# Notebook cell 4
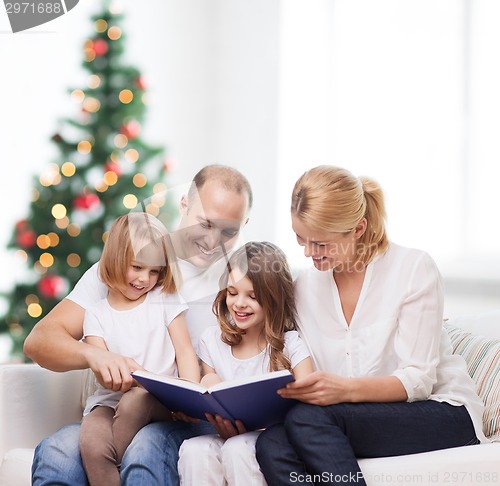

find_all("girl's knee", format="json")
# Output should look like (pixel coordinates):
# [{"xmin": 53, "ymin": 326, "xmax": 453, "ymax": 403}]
[
  {"xmin": 220, "ymin": 433, "xmax": 257, "ymax": 461},
  {"xmin": 178, "ymin": 437, "xmax": 199, "ymax": 463},
  {"xmin": 179, "ymin": 435, "xmax": 223, "ymax": 465},
  {"xmin": 116, "ymin": 387, "xmax": 147, "ymax": 411},
  {"xmin": 115, "ymin": 387, "xmax": 161, "ymax": 421}
]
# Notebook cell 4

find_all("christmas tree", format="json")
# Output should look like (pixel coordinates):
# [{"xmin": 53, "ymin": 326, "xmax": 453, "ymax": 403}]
[{"xmin": 0, "ymin": 1, "xmax": 175, "ymax": 359}]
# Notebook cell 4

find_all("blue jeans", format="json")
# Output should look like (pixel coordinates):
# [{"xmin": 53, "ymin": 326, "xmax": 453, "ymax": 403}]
[
  {"xmin": 32, "ymin": 420, "xmax": 216, "ymax": 485},
  {"xmin": 255, "ymin": 401, "xmax": 479, "ymax": 485}
]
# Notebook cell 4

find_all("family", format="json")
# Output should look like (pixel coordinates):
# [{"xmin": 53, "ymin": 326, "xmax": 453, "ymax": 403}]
[{"xmin": 24, "ymin": 164, "xmax": 487, "ymax": 485}]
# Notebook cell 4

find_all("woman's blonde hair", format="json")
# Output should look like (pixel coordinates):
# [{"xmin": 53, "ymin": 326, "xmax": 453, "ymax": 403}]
[
  {"xmin": 99, "ymin": 212, "xmax": 180, "ymax": 293},
  {"xmin": 213, "ymin": 241, "xmax": 296, "ymax": 373},
  {"xmin": 291, "ymin": 165, "xmax": 388, "ymax": 266}
]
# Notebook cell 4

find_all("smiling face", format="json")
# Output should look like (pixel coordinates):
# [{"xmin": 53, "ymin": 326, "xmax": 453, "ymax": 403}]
[
  {"xmin": 225, "ymin": 267, "xmax": 265, "ymax": 334},
  {"xmin": 112, "ymin": 261, "xmax": 161, "ymax": 304},
  {"xmin": 175, "ymin": 179, "xmax": 249, "ymax": 268},
  {"xmin": 292, "ymin": 214, "xmax": 366, "ymax": 272}
]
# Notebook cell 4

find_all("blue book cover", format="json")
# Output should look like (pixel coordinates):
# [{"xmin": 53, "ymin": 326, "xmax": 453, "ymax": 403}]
[{"xmin": 132, "ymin": 369, "xmax": 296, "ymax": 431}]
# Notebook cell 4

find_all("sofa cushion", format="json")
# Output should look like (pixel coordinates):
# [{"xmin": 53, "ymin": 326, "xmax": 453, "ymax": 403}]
[
  {"xmin": 0, "ymin": 448, "xmax": 34, "ymax": 486},
  {"xmin": 446, "ymin": 311, "xmax": 500, "ymax": 339},
  {"xmin": 81, "ymin": 368, "xmax": 98, "ymax": 409},
  {"xmin": 445, "ymin": 323, "xmax": 500, "ymax": 441},
  {"xmin": 359, "ymin": 442, "xmax": 500, "ymax": 486}
]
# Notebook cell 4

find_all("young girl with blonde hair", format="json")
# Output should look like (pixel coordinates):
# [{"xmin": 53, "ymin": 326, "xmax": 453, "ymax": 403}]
[
  {"xmin": 79, "ymin": 212, "xmax": 200, "ymax": 486},
  {"xmin": 178, "ymin": 241, "xmax": 313, "ymax": 486}
]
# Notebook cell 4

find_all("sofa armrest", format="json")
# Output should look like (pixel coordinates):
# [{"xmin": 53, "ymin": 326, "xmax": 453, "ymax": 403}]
[{"xmin": 0, "ymin": 364, "xmax": 85, "ymax": 463}]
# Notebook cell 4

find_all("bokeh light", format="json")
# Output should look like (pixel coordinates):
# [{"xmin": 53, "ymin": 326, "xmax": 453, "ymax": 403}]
[
  {"xmin": 67, "ymin": 253, "xmax": 81, "ymax": 267},
  {"xmin": 78, "ymin": 141, "xmax": 92, "ymax": 154},
  {"xmin": 51, "ymin": 204, "xmax": 67, "ymax": 220},
  {"xmin": 95, "ymin": 19, "xmax": 108, "ymax": 33},
  {"xmin": 133, "ymin": 173, "xmax": 147, "ymax": 188},
  {"xmin": 67, "ymin": 224, "xmax": 81, "ymax": 237},
  {"xmin": 27, "ymin": 303, "xmax": 43, "ymax": 318},
  {"xmin": 125, "ymin": 148, "xmax": 139, "ymax": 163},
  {"xmin": 119, "ymin": 89, "xmax": 133, "ymax": 104},
  {"xmin": 123, "ymin": 194, "xmax": 138, "ymax": 209},
  {"xmin": 39, "ymin": 253, "xmax": 54, "ymax": 268},
  {"xmin": 61, "ymin": 162, "xmax": 76, "ymax": 177},
  {"xmin": 107, "ymin": 26, "xmax": 122, "ymax": 40}
]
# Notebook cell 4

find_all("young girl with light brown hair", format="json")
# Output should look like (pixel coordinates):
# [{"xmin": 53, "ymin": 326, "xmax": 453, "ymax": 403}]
[
  {"xmin": 178, "ymin": 241, "xmax": 313, "ymax": 486},
  {"xmin": 79, "ymin": 212, "xmax": 200, "ymax": 486}
]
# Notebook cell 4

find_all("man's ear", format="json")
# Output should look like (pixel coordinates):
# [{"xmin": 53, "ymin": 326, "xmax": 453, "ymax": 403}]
[
  {"xmin": 354, "ymin": 218, "xmax": 367, "ymax": 239},
  {"xmin": 180, "ymin": 195, "xmax": 188, "ymax": 215}
]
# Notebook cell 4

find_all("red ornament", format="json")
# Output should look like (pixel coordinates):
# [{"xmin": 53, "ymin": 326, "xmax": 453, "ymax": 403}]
[
  {"xmin": 16, "ymin": 229, "xmax": 37, "ymax": 248},
  {"xmin": 134, "ymin": 76, "xmax": 147, "ymax": 90},
  {"xmin": 163, "ymin": 157, "xmax": 176, "ymax": 172},
  {"xmin": 15, "ymin": 219, "xmax": 28, "ymax": 230},
  {"xmin": 38, "ymin": 274, "xmax": 66, "ymax": 299},
  {"xmin": 119, "ymin": 120, "xmax": 141, "ymax": 139},
  {"xmin": 93, "ymin": 39, "xmax": 109, "ymax": 57},
  {"xmin": 105, "ymin": 161, "xmax": 122, "ymax": 177},
  {"xmin": 74, "ymin": 193, "xmax": 101, "ymax": 210}
]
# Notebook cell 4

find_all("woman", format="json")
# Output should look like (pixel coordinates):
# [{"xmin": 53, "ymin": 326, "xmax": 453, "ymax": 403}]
[{"xmin": 255, "ymin": 166, "xmax": 487, "ymax": 485}]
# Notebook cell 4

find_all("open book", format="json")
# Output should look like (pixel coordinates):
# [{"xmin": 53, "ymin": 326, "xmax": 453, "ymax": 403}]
[{"xmin": 132, "ymin": 369, "xmax": 296, "ymax": 431}]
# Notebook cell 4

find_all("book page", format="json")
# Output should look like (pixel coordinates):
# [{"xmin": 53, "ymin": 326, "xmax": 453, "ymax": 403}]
[
  {"xmin": 132, "ymin": 370, "xmax": 207, "ymax": 393},
  {"xmin": 207, "ymin": 369, "xmax": 293, "ymax": 392}
]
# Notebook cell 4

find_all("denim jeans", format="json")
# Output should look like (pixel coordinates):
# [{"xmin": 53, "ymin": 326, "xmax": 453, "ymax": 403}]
[
  {"xmin": 255, "ymin": 401, "xmax": 479, "ymax": 485},
  {"xmin": 32, "ymin": 420, "xmax": 216, "ymax": 485}
]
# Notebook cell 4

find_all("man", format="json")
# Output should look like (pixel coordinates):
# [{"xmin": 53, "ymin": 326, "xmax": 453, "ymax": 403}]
[{"xmin": 24, "ymin": 165, "xmax": 252, "ymax": 485}]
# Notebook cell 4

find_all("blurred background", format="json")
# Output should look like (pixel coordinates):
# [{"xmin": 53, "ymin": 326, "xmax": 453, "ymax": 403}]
[{"xmin": 1, "ymin": 0, "xmax": 499, "ymax": 360}]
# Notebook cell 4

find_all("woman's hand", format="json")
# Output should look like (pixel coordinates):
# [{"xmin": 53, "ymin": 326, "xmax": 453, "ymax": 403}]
[
  {"xmin": 205, "ymin": 413, "xmax": 247, "ymax": 440},
  {"xmin": 277, "ymin": 370, "xmax": 352, "ymax": 406}
]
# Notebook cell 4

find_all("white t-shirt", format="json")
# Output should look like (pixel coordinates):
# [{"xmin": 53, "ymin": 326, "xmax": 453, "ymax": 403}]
[
  {"xmin": 67, "ymin": 258, "xmax": 224, "ymax": 352},
  {"xmin": 198, "ymin": 326, "xmax": 311, "ymax": 380},
  {"xmin": 82, "ymin": 288, "xmax": 187, "ymax": 415},
  {"xmin": 294, "ymin": 242, "xmax": 487, "ymax": 443}
]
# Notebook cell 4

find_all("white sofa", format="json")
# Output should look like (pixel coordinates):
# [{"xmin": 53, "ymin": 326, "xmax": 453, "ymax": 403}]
[{"xmin": 1, "ymin": 312, "xmax": 499, "ymax": 486}]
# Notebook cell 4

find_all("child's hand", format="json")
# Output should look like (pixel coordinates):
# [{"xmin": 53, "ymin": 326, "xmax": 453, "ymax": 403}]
[
  {"xmin": 200, "ymin": 373, "xmax": 222, "ymax": 387},
  {"xmin": 171, "ymin": 411, "xmax": 200, "ymax": 423},
  {"xmin": 205, "ymin": 413, "xmax": 247, "ymax": 439},
  {"xmin": 86, "ymin": 346, "xmax": 145, "ymax": 393}
]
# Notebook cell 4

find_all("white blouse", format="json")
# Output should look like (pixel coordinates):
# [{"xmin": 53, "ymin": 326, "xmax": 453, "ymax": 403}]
[
  {"xmin": 198, "ymin": 327, "xmax": 311, "ymax": 381},
  {"xmin": 295, "ymin": 242, "xmax": 487, "ymax": 443}
]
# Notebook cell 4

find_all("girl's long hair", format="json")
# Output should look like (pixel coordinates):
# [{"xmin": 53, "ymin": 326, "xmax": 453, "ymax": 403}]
[{"xmin": 213, "ymin": 241, "xmax": 296, "ymax": 372}]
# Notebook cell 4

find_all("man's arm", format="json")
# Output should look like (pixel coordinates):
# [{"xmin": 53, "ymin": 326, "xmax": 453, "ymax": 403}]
[
  {"xmin": 24, "ymin": 298, "xmax": 142, "ymax": 392},
  {"xmin": 24, "ymin": 298, "xmax": 88, "ymax": 370}
]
